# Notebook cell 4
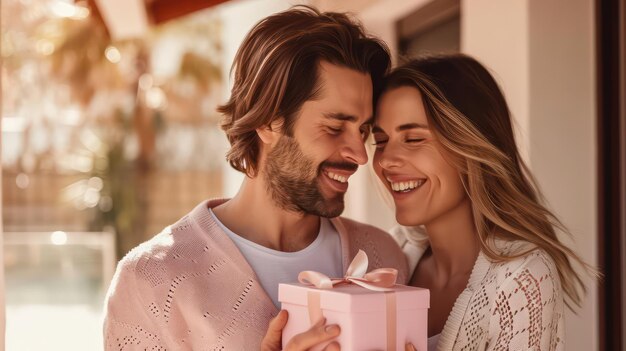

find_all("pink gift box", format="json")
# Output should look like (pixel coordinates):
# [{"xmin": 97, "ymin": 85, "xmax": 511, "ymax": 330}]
[{"xmin": 279, "ymin": 282, "xmax": 429, "ymax": 351}]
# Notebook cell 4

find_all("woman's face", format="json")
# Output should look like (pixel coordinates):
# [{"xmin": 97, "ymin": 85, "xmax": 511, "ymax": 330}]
[{"xmin": 372, "ymin": 86, "xmax": 467, "ymax": 226}]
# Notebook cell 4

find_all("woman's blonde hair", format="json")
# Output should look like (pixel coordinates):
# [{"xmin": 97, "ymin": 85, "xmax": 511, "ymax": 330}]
[{"xmin": 380, "ymin": 54, "xmax": 595, "ymax": 309}]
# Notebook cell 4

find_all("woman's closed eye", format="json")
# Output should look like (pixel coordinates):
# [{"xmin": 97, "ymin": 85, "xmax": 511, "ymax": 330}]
[
  {"xmin": 372, "ymin": 138, "xmax": 424, "ymax": 149},
  {"xmin": 372, "ymin": 138, "xmax": 388, "ymax": 148},
  {"xmin": 405, "ymin": 138, "xmax": 425, "ymax": 144}
]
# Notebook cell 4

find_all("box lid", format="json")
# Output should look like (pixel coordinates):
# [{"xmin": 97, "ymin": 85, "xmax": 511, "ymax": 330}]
[{"xmin": 278, "ymin": 283, "xmax": 430, "ymax": 313}]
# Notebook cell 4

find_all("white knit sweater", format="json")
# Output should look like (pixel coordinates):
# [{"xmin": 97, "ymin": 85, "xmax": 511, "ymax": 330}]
[{"xmin": 390, "ymin": 226, "xmax": 565, "ymax": 351}]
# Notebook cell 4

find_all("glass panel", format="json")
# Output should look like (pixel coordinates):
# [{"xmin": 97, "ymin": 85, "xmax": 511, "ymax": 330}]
[{"xmin": 4, "ymin": 231, "xmax": 115, "ymax": 350}]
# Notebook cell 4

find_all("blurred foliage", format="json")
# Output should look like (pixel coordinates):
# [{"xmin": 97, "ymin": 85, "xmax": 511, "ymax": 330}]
[{"xmin": 2, "ymin": 0, "xmax": 224, "ymax": 257}]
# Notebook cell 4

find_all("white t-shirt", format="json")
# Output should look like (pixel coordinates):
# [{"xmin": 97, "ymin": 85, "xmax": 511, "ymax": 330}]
[{"xmin": 209, "ymin": 209, "xmax": 343, "ymax": 308}]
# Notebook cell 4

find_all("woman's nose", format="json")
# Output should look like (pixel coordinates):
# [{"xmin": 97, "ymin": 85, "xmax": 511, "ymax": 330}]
[{"xmin": 377, "ymin": 144, "xmax": 404, "ymax": 169}]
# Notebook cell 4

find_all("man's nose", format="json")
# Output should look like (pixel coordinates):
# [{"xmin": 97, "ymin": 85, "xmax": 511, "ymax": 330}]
[{"xmin": 340, "ymin": 132, "xmax": 368, "ymax": 166}]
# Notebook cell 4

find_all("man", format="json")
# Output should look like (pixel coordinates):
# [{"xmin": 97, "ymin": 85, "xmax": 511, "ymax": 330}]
[{"xmin": 104, "ymin": 6, "xmax": 408, "ymax": 350}]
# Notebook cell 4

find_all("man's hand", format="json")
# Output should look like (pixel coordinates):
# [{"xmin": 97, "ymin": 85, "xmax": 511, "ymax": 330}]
[{"xmin": 261, "ymin": 310, "xmax": 341, "ymax": 351}]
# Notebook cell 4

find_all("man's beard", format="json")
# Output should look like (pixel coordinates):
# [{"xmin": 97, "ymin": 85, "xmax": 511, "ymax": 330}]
[{"xmin": 263, "ymin": 135, "xmax": 356, "ymax": 218}]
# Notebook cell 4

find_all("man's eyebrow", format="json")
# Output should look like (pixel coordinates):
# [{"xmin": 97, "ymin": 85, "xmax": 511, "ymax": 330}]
[{"xmin": 324, "ymin": 112, "xmax": 358, "ymax": 123}]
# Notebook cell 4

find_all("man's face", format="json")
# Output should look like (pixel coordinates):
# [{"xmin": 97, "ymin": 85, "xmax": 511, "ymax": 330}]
[{"xmin": 263, "ymin": 61, "xmax": 373, "ymax": 217}]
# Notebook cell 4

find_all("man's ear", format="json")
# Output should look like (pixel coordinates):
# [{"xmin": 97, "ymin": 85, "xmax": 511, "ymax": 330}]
[{"xmin": 256, "ymin": 118, "xmax": 285, "ymax": 146}]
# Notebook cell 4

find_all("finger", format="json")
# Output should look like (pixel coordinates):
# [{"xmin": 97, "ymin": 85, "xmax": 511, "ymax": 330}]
[
  {"xmin": 269, "ymin": 310, "xmax": 289, "ymax": 333},
  {"xmin": 405, "ymin": 342, "xmax": 417, "ymax": 351},
  {"xmin": 261, "ymin": 310, "xmax": 289, "ymax": 350},
  {"xmin": 282, "ymin": 317, "xmax": 325, "ymax": 351},
  {"xmin": 286, "ymin": 320, "xmax": 340, "ymax": 350},
  {"xmin": 312, "ymin": 316, "xmax": 326, "ymax": 328},
  {"xmin": 323, "ymin": 341, "xmax": 340, "ymax": 351}
]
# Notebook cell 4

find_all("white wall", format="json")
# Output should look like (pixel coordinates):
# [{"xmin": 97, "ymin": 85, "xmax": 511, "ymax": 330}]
[
  {"xmin": 461, "ymin": 0, "xmax": 530, "ymax": 163},
  {"xmin": 462, "ymin": 1, "xmax": 598, "ymax": 350},
  {"xmin": 527, "ymin": 1, "xmax": 598, "ymax": 349}
]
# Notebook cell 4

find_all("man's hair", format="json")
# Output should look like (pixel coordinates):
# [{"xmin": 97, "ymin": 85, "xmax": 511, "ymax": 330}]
[{"xmin": 218, "ymin": 5, "xmax": 390, "ymax": 177}]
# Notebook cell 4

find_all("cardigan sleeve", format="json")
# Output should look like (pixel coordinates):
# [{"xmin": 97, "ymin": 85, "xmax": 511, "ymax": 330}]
[
  {"xmin": 103, "ymin": 255, "xmax": 169, "ymax": 351},
  {"xmin": 486, "ymin": 251, "xmax": 565, "ymax": 351}
]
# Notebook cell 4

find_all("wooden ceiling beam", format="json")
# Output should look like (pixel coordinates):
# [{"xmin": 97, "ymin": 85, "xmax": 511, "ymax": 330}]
[{"xmin": 147, "ymin": 0, "xmax": 231, "ymax": 24}]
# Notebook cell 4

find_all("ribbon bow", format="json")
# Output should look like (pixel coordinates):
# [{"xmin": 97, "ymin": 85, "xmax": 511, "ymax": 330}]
[{"xmin": 298, "ymin": 250, "xmax": 398, "ymax": 291}]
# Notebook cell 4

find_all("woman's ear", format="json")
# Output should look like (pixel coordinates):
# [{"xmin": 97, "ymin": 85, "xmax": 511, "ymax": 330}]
[{"xmin": 256, "ymin": 118, "xmax": 285, "ymax": 146}]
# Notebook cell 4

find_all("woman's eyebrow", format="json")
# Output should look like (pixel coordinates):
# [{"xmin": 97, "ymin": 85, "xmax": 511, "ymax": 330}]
[
  {"xmin": 371, "ymin": 123, "xmax": 428, "ymax": 134},
  {"xmin": 396, "ymin": 123, "xmax": 428, "ymax": 131}
]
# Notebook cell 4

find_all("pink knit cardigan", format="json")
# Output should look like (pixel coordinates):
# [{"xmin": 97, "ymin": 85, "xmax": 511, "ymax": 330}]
[{"xmin": 104, "ymin": 199, "xmax": 409, "ymax": 350}]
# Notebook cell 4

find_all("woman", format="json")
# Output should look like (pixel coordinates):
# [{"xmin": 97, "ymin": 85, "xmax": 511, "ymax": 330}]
[
  {"xmin": 262, "ymin": 54, "xmax": 591, "ymax": 350},
  {"xmin": 372, "ymin": 54, "xmax": 591, "ymax": 350}
]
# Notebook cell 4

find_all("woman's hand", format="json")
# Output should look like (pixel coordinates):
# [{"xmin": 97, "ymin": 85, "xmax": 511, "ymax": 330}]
[{"xmin": 261, "ymin": 310, "xmax": 341, "ymax": 351}]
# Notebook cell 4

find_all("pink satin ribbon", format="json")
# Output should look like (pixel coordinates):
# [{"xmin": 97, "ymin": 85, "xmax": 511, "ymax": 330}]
[
  {"xmin": 298, "ymin": 249, "xmax": 398, "ymax": 291},
  {"xmin": 298, "ymin": 250, "xmax": 399, "ymax": 350}
]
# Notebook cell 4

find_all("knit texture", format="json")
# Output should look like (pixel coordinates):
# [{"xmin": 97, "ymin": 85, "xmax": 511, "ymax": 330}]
[
  {"xmin": 103, "ymin": 199, "xmax": 409, "ymax": 350},
  {"xmin": 391, "ymin": 226, "xmax": 565, "ymax": 351}
]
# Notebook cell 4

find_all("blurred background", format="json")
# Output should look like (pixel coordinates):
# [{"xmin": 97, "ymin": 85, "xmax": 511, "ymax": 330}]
[{"xmin": 1, "ymin": 0, "xmax": 624, "ymax": 350}]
